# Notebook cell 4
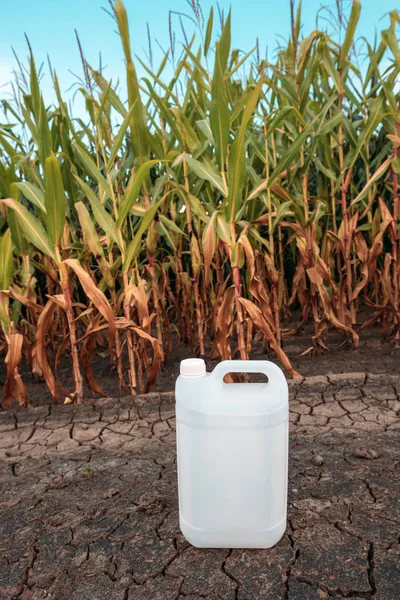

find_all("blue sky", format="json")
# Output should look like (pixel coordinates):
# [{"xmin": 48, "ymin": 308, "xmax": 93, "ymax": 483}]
[{"xmin": 0, "ymin": 0, "xmax": 397, "ymax": 107}]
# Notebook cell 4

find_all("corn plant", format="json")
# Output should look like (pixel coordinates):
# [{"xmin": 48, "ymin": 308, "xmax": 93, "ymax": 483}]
[{"xmin": 0, "ymin": 0, "xmax": 399, "ymax": 406}]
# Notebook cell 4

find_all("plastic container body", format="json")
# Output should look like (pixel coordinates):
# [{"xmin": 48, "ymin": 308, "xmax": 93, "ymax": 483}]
[{"xmin": 175, "ymin": 360, "xmax": 289, "ymax": 548}]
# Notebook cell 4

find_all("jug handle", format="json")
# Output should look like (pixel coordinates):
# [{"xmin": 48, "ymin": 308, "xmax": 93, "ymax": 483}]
[{"xmin": 212, "ymin": 360, "xmax": 287, "ymax": 387}]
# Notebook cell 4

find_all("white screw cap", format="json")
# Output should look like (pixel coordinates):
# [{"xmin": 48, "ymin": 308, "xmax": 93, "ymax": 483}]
[{"xmin": 180, "ymin": 358, "xmax": 206, "ymax": 379}]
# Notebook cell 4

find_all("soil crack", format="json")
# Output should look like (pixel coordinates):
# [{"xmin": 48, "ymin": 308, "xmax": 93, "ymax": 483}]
[
  {"xmin": 367, "ymin": 542, "xmax": 377, "ymax": 596},
  {"xmin": 363, "ymin": 480, "xmax": 377, "ymax": 503},
  {"xmin": 221, "ymin": 549, "xmax": 239, "ymax": 600}
]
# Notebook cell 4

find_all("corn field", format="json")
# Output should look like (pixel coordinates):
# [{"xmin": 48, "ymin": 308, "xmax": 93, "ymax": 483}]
[{"xmin": 0, "ymin": 0, "xmax": 399, "ymax": 406}]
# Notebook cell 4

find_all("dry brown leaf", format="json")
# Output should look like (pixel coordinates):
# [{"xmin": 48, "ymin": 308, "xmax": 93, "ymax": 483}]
[
  {"xmin": 128, "ymin": 279, "xmax": 151, "ymax": 334},
  {"xmin": 35, "ymin": 298, "xmax": 60, "ymax": 403},
  {"xmin": 354, "ymin": 447, "xmax": 380, "ymax": 460},
  {"xmin": 64, "ymin": 259, "xmax": 116, "ymax": 359},
  {"xmin": 2, "ymin": 332, "xmax": 26, "ymax": 407},
  {"xmin": 238, "ymin": 297, "xmax": 301, "ymax": 379},
  {"xmin": 81, "ymin": 314, "xmax": 107, "ymax": 396},
  {"xmin": 214, "ymin": 285, "xmax": 236, "ymax": 360}
]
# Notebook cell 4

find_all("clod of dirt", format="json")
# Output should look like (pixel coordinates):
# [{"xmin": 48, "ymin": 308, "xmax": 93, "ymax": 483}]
[
  {"xmin": 354, "ymin": 446, "xmax": 380, "ymax": 460},
  {"xmin": 312, "ymin": 454, "xmax": 324, "ymax": 466},
  {"xmin": 103, "ymin": 487, "xmax": 120, "ymax": 499},
  {"xmin": 136, "ymin": 491, "xmax": 165, "ymax": 514}
]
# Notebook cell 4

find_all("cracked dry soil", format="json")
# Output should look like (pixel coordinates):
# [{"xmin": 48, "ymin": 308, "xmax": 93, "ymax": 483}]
[{"xmin": 0, "ymin": 372, "xmax": 399, "ymax": 599}]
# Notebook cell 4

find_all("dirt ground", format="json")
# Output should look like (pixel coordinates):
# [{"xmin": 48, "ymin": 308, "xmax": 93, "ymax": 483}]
[
  {"xmin": 1, "ymin": 322, "xmax": 400, "ymax": 407},
  {"xmin": 1, "ymin": 374, "xmax": 399, "ymax": 599}
]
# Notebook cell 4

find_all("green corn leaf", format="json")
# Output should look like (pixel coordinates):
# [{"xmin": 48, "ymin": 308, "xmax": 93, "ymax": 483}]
[
  {"xmin": 393, "ymin": 156, "xmax": 400, "ymax": 175},
  {"xmin": 210, "ymin": 46, "xmax": 230, "ymax": 171},
  {"xmin": 170, "ymin": 108, "xmax": 200, "ymax": 152},
  {"xmin": 348, "ymin": 98, "xmax": 386, "ymax": 169},
  {"xmin": 44, "ymin": 154, "xmax": 66, "ymax": 247},
  {"xmin": 115, "ymin": 0, "xmax": 151, "ymax": 165},
  {"xmin": 171, "ymin": 182, "xmax": 210, "ymax": 223},
  {"xmin": 382, "ymin": 16, "xmax": 400, "ymax": 70},
  {"xmin": 0, "ymin": 229, "xmax": 13, "ymax": 290},
  {"xmin": 127, "ymin": 63, "xmax": 149, "ymax": 164},
  {"xmin": 204, "ymin": 7, "xmax": 214, "ymax": 57},
  {"xmin": 216, "ymin": 213, "xmax": 232, "ymax": 246},
  {"xmin": 340, "ymin": 0, "xmax": 361, "ymax": 68},
  {"xmin": 158, "ymin": 214, "xmax": 186, "ymax": 235},
  {"xmin": 350, "ymin": 156, "xmax": 393, "ymax": 206},
  {"xmin": 123, "ymin": 197, "xmax": 164, "ymax": 271},
  {"xmin": 322, "ymin": 46, "xmax": 341, "ymax": 92},
  {"xmin": 225, "ymin": 80, "xmax": 262, "ymax": 222},
  {"xmin": 29, "ymin": 52, "xmax": 41, "ymax": 120},
  {"xmin": 319, "ymin": 111, "xmax": 343, "ymax": 136},
  {"xmin": 137, "ymin": 56, "xmax": 179, "ymax": 103},
  {"xmin": 7, "ymin": 185, "xmax": 28, "ymax": 255},
  {"xmin": 156, "ymin": 49, "xmax": 170, "ymax": 78},
  {"xmin": 341, "ymin": 115, "xmax": 359, "ymax": 150},
  {"xmin": 14, "ymin": 182, "xmax": 45, "ymax": 213},
  {"xmin": 117, "ymin": 159, "xmax": 161, "ymax": 227},
  {"xmin": 295, "ymin": 0, "xmax": 302, "ymax": 43},
  {"xmin": 7, "ymin": 209, "xmax": 27, "ymax": 256},
  {"xmin": 142, "ymin": 80, "xmax": 181, "ymax": 142},
  {"xmin": 0, "ymin": 132, "xmax": 18, "ymax": 160},
  {"xmin": 218, "ymin": 10, "xmax": 231, "ymax": 72},
  {"xmin": 266, "ymin": 106, "xmax": 305, "ymax": 132},
  {"xmin": 226, "ymin": 45, "xmax": 257, "ymax": 79},
  {"xmin": 186, "ymin": 191, "xmax": 209, "ymax": 223},
  {"xmin": 2, "ymin": 196, "xmax": 56, "ymax": 259},
  {"xmin": 357, "ymin": 223, "xmax": 372, "ymax": 232},
  {"xmin": 157, "ymin": 220, "xmax": 177, "ymax": 251},
  {"xmin": 72, "ymin": 142, "xmax": 113, "ymax": 198},
  {"xmin": 382, "ymin": 81, "xmax": 399, "ymax": 116},
  {"xmin": 314, "ymin": 157, "xmax": 336, "ymax": 180},
  {"xmin": 90, "ymin": 69, "xmax": 127, "ymax": 117},
  {"xmin": 202, "ymin": 211, "xmax": 217, "ymax": 276},
  {"xmin": 184, "ymin": 48, "xmax": 211, "ymax": 84},
  {"xmin": 96, "ymin": 82, "xmax": 113, "ymax": 122},
  {"xmin": 20, "ymin": 104, "xmax": 38, "ymax": 147},
  {"xmin": 115, "ymin": 0, "xmax": 132, "ymax": 63},
  {"xmin": 272, "ymin": 201, "xmax": 294, "ymax": 232},
  {"xmin": 38, "ymin": 98, "xmax": 52, "ymax": 167},
  {"xmin": 268, "ymin": 109, "xmax": 322, "ymax": 186},
  {"xmin": 196, "ymin": 119, "xmax": 215, "ymax": 144},
  {"xmin": 365, "ymin": 41, "xmax": 386, "ymax": 87},
  {"xmin": 184, "ymin": 155, "xmax": 228, "ymax": 197},
  {"xmin": 75, "ymin": 201, "xmax": 105, "ymax": 259},
  {"xmin": 225, "ymin": 135, "xmax": 246, "ymax": 222},
  {"xmin": 73, "ymin": 175, "xmax": 120, "ymax": 248},
  {"xmin": 75, "ymin": 201, "xmax": 113, "ymax": 287},
  {"xmin": 106, "ymin": 101, "xmax": 137, "ymax": 171}
]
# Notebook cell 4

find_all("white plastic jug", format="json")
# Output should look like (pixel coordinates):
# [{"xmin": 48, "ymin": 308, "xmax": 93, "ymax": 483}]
[{"xmin": 175, "ymin": 359, "xmax": 289, "ymax": 549}]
